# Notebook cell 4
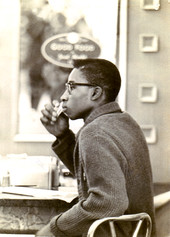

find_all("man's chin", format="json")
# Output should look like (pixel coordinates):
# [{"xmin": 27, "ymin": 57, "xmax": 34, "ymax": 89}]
[
  {"xmin": 64, "ymin": 110, "xmax": 81, "ymax": 120},
  {"xmin": 64, "ymin": 112, "xmax": 75, "ymax": 120},
  {"xmin": 69, "ymin": 116, "xmax": 77, "ymax": 120},
  {"xmin": 68, "ymin": 114, "xmax": 80, "ymax": 120}
]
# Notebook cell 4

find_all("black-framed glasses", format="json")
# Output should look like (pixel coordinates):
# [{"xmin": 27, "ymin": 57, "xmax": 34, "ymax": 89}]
[{"xmin": 65, "ymin": 81, "xmax": 97, "ymax": 94}]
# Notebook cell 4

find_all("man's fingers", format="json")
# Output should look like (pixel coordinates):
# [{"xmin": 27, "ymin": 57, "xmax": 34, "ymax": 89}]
[
  {"xmin": 52, "ymin": 100, "xmax": 59, "ymax": 107},
  {"xmin": 40, "ymin": 116, "xmax": 49, "ymax": 124},
  {"xmin": 40, "ymin": 102, "xmax": 65, "ymax": 126},
  {"xmin": 41, "ymin": 108, "xmax": 51, "ymax": 119},
  {"xmin": 44, "ymin": 103, "xmax": 53, "ymax": 113}
]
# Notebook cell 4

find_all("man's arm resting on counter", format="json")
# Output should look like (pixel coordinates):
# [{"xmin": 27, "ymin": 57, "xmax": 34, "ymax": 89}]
[{"xmin": 36, "ymin": 223, "xmax": 55, "ymax": 237}]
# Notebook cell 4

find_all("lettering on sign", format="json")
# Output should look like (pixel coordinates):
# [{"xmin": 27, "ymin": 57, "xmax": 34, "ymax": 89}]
[{"xmin": 41, "ymin": 32, "xmax": 101, "ymax": 68}]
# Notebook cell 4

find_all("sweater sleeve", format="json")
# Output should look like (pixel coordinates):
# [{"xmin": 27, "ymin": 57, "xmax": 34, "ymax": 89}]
[
  {"xmin": 50, "ymin": 126, "xmax": 129, "ymax": 236},
  {"xmin": 52, "ymin": 129, "xmax": 76, "ymax": 175}
]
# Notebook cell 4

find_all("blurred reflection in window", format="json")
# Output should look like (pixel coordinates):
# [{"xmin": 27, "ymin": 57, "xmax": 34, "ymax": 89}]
[{"xmin": 19, "ymin": 0, "xmax": 118, "ymax": 135}]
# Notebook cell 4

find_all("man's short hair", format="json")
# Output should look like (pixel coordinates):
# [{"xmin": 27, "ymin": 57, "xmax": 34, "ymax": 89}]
[{"xmin": 72, "ymin": 58, "xmax": 121, "ymax": 102}]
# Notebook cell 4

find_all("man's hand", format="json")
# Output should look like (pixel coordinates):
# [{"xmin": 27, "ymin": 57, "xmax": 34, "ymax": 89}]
[
  {"xmin": 40, "ymin": 100, "xmax": 69, "ymax": 138},
  {"xmin": 35, "ymin": 223, "xmax": 55, "ymax": 237}
]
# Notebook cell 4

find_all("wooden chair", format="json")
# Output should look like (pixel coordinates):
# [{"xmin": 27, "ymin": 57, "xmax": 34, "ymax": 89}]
[{"xmin": 87, "ymin": 212, "xmax": 152, "ymax": 237}]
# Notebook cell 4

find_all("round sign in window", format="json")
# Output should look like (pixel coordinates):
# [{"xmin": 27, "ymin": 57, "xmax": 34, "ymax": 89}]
[{"xmin": 41, "ymin": 32, "xmax": 101, "ymax": 68}]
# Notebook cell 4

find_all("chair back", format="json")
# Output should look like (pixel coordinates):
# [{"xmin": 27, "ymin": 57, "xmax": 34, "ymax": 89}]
[{"xmin": 87, "ymin": 212, "xmax": 152, "ymax": 237}]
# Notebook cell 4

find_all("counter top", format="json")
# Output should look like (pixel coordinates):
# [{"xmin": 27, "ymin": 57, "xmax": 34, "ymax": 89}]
[
  {"xmin": 0, "ymin": 186, "xmax": 77, "ymax": 204},
  {"xmin": 0, "ymin": 186, "xmax": 78, "ymax": 234}
]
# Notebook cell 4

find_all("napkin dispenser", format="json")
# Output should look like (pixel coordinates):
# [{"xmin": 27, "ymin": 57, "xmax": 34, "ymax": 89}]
[{"xmin": 3, "ymin": 155, "xmax": 59, "ymax": 189}]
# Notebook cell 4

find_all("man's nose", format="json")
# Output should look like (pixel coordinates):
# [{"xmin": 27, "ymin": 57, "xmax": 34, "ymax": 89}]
[{"xmin": 60, "ymin": 89, "xmax": 69, "ymax": 101}]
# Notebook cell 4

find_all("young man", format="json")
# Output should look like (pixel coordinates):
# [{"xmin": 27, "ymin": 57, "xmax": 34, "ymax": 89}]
[{"xmin": 38, "ymin": 59, "xmax": 156, "ymax": 236}]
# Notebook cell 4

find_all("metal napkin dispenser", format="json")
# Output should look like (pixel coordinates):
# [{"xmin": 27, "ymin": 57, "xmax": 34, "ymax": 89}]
[{"xmin": 1, "ymin": 155, "xmax": 59, "ymax": 189}]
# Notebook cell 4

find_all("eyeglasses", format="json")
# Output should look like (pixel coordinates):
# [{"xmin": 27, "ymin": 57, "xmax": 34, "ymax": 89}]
[{"xmin": 65, "ymin": 81, "xmax": 97, "ymax": 94}]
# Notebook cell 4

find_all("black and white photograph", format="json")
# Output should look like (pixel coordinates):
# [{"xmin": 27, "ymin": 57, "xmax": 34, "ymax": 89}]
[{"xmin": 0, "ymin": 0, "xmax": 169, "ymax": 236}]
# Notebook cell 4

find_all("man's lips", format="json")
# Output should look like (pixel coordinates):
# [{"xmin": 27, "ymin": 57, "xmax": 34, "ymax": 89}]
[{"xmin": 61, "ymin": 105, "xmax": 67, "ymax": 113}]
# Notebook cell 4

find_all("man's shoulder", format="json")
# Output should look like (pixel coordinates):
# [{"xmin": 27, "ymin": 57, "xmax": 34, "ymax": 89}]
[{"xmin": 79, "ymin": 111, "xmax": 145, "ymax": 143}]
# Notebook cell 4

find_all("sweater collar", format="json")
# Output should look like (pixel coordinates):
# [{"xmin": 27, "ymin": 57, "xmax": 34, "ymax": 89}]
[{"xmin": 84, "ymin": 101, "xmax": 122, "ymax": 126}]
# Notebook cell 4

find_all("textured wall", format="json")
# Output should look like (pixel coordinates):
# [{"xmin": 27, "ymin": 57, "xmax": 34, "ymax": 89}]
[{"xmin": 127, "ymin": 0, "xmax": 170, "ymax": 182}]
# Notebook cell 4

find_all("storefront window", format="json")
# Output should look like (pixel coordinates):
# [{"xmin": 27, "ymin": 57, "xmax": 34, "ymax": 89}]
[{"xmin": 17, "ymin": 0, "xmax": 119, "ymax": 140}]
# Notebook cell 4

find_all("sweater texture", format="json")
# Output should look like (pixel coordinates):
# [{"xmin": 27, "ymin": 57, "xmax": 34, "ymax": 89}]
[{"xmin": 50, "ymin": 102, "xmax": 156, "ymax": 237}]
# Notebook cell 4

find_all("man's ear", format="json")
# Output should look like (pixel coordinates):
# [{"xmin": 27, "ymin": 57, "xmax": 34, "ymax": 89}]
[{"xmin": 91, "ymin": 86, "xmax": 103, "ymax": 101}]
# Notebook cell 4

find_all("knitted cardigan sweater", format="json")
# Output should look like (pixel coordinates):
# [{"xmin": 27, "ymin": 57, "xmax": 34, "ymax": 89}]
[{"xmin": 50, "ymin": 102, "xmax": 156, "ymax": 237}]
